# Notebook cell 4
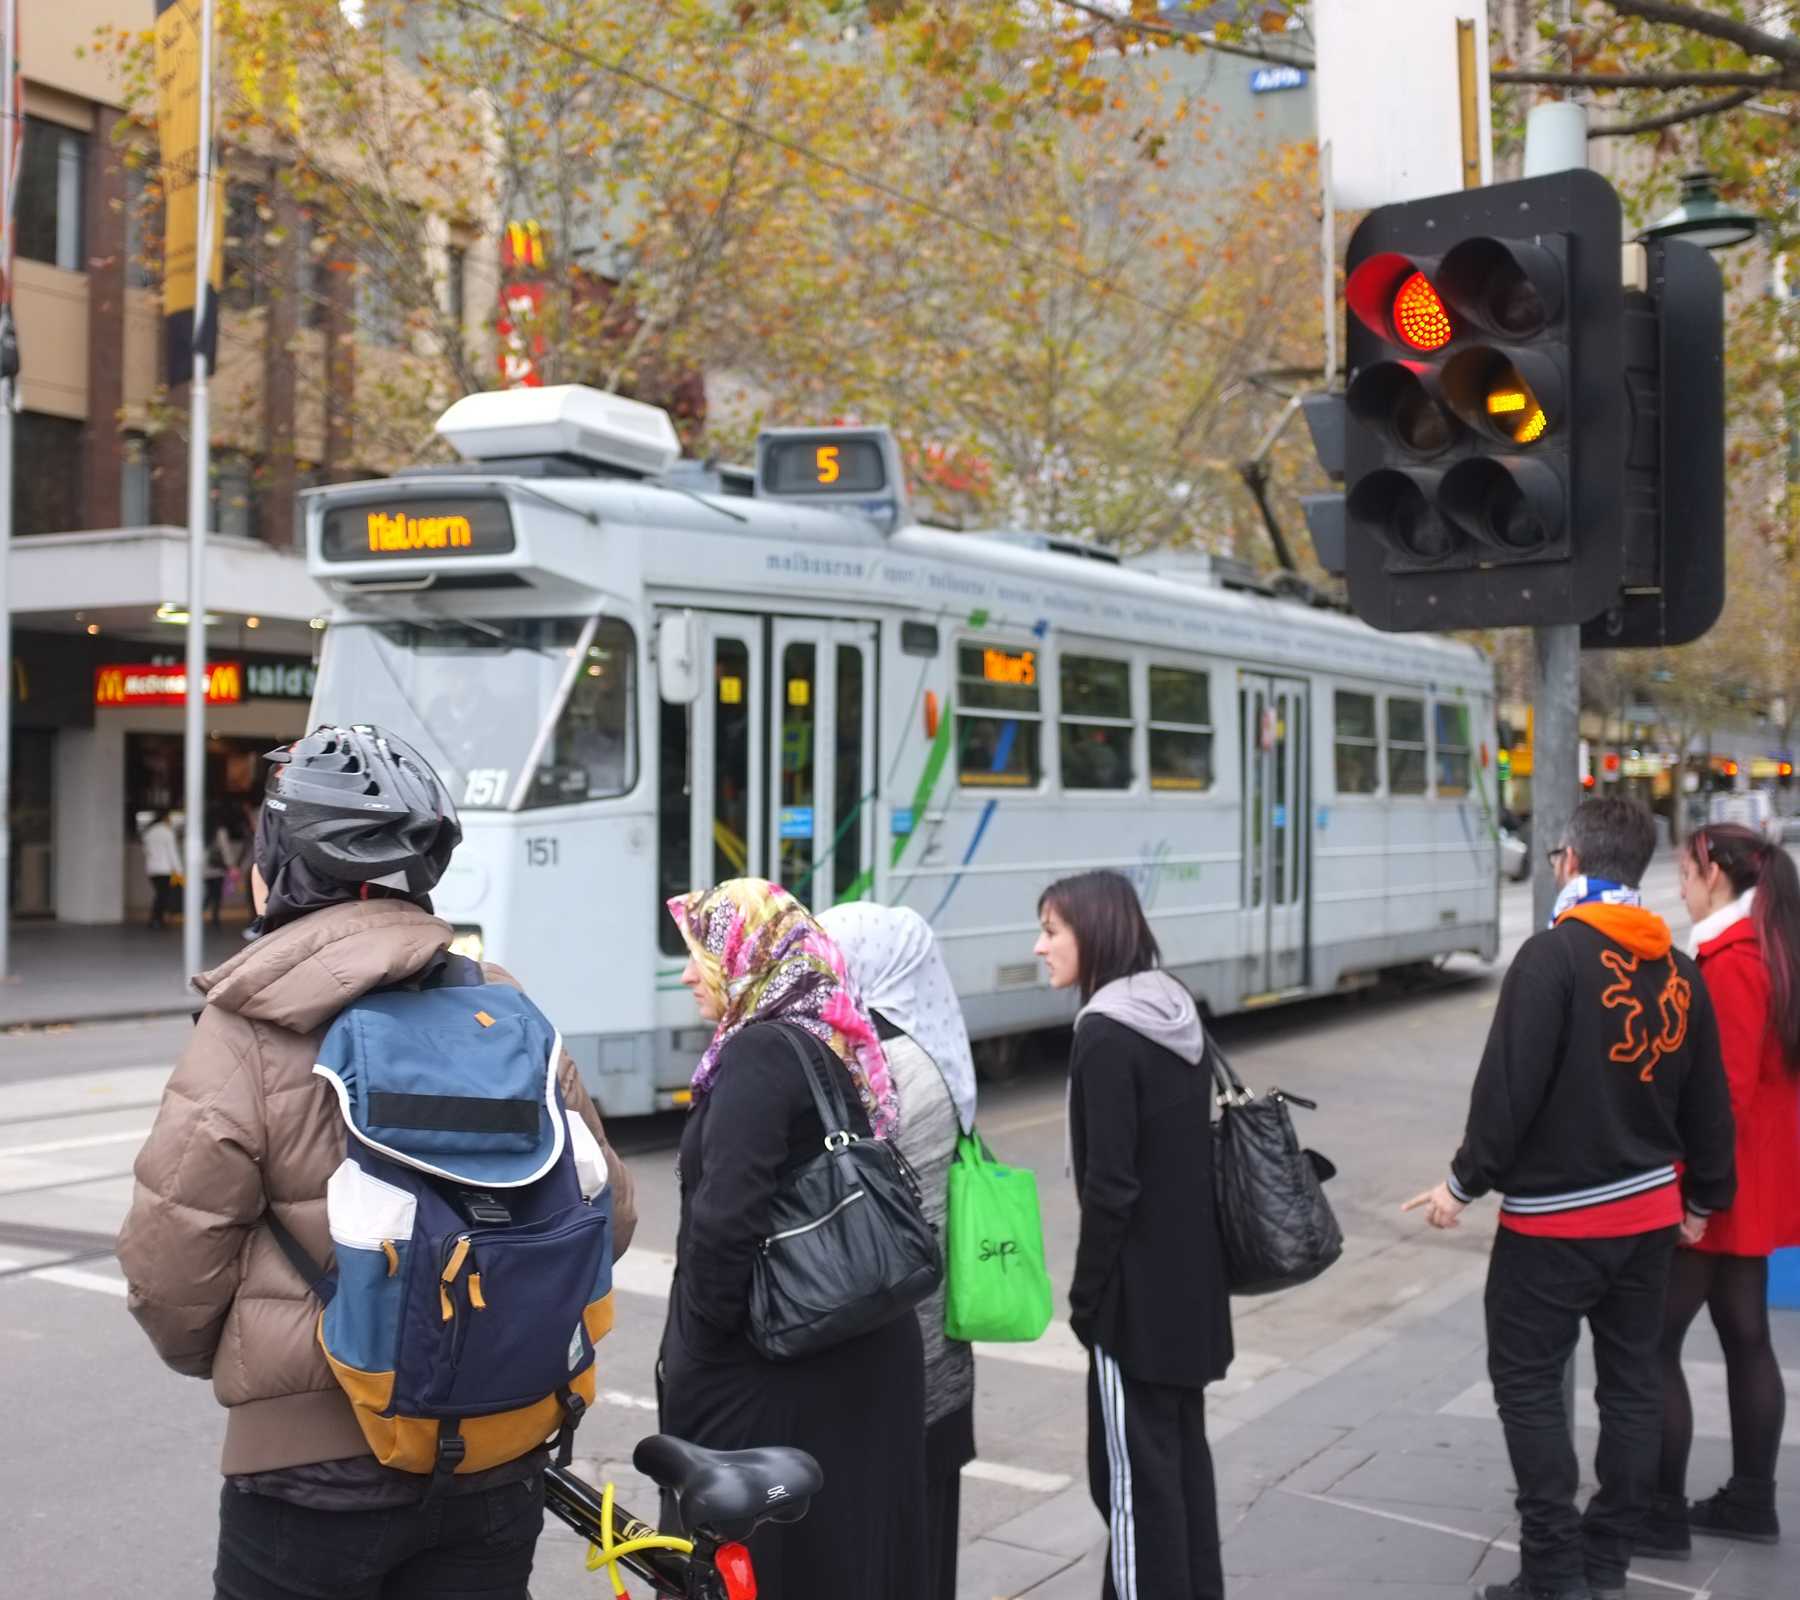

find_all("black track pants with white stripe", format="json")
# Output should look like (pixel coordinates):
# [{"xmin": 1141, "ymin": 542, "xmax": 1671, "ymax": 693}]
[{"xmin": 1086, "ymin": 1346, "xmax": 1224, "ymax": 1600}]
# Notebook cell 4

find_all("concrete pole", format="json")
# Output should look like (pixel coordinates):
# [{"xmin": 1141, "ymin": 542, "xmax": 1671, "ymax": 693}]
[
  {"xmin": 1523, "ymin": 95, "xmax": 1589, "ymax": 1441},
  {"xmin": 181, "ymin": 0, "xmax": 216, "ymax": 987},
  {"xmin": 0, "ymin": 0, "xmax": 18, "ymax": 981},
  {"xmin": 1523, "ymin": 101, "xmax": 1589, "ymax": 928}
]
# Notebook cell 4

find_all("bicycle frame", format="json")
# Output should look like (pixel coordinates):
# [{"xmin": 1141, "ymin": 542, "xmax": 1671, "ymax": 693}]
[{"xmin": 544, "ymin": 1465, "xmax": 754, "ymax": 1600}]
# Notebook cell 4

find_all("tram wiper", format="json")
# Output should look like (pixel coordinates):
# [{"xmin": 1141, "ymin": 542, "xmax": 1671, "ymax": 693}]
[{"xmin": 661, "ymin": 483, "xmax": 750, "ymax": 525}]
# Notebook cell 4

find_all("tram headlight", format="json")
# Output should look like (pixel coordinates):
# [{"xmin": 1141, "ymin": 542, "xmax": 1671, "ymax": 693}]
[{"xmin": 448, "ymin": 925, "xmax": 486, "ymax": 962}]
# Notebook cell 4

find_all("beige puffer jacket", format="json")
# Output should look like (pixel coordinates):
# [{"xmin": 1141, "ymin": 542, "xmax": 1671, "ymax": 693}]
[{"xmin": 116, "ymin": 898, "xmax": 638, "ymax": 1476}]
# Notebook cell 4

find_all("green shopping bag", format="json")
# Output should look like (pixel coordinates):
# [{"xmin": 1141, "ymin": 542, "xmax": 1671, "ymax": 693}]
[{"xmin": 944, "ymin": 1133, "xmax": 1054, "ymax": 1343}]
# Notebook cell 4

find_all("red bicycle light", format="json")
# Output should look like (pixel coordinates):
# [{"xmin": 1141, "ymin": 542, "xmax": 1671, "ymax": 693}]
[
  {"xmin": 1393, "ymin": 272, "xmax": 1452, "ymax": 351},
  {"xmin": 715, "ymin": 1542, "xmax": 757, "ymax": 1600}
]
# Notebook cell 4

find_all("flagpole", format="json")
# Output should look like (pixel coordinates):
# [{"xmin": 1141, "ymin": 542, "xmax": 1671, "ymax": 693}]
[
  {"xmin": 0, "ymin": 0, "xmax": 19, "ymax": 983},
  {"xmin": 181, "ymin": 0, "xmax": 215, "ymax": 986}
]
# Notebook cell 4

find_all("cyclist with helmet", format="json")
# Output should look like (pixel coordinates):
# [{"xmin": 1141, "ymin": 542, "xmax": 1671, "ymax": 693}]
[{"xmin": 118, "ymin": 725, "xmax": 639, "ymax": 1600}]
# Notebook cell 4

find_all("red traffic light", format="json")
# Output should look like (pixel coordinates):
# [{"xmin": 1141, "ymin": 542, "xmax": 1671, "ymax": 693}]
[
  {"xmin": 1346, "ymin": 252, "xmax": 1456, "ymax": 351},
  {"xmin": 1394, "ymin": 273, "xmax": 1452, "ymax": 351}
]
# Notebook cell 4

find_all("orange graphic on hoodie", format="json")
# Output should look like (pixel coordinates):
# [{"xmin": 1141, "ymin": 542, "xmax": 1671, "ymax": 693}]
[{"xmin": 1599, "ymin": 947, "xmax": 1692, "ymax": 1082}]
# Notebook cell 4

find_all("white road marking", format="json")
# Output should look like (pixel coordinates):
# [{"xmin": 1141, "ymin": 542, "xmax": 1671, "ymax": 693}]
[
  {"xmin": 595, "ymin": 1387, "xmax": 1067, "ymax": 1493},
  {"xmin": 1441, "ymin": 1369, "xmax": 1800, "ymax": 1448},
  {"xmin": 1277, "ymin": 1489, "xmax": 1714, "ymax": 1599},
  {"xmin": 0, "ymin": 1254, "xmax": 129, "ymax": 1297},
  {"xmin": 963, "ymin": 1460, "xmax": 1072, "ymax": 1493},
  {"xmin": 31, "ymin": 1265, "xmax": 129, "ymax": 1298},
  {"xmin": 0, "ymin": 1125, "xmax": 153, "ymax": 1158}
]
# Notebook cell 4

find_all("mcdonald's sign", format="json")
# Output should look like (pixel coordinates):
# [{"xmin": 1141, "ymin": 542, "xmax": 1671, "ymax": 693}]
[{"xmin": 93, "ymin": 661, "xmax": 244, "ymax": 708}]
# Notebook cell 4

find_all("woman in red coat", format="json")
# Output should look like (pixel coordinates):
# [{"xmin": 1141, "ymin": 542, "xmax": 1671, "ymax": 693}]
[{"xmin": 1647, "ymin": 823, "xmax": 1800, "ymax": 1554}]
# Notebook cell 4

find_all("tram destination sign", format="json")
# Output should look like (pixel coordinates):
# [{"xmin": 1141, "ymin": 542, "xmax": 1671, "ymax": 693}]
[
  {"xmin": 320, "ymin": 495, "xmax": 516, "ymax": 562},
  {"xmin": 760, "ymin": 435, "xmax": 888, "ymax": 496}
]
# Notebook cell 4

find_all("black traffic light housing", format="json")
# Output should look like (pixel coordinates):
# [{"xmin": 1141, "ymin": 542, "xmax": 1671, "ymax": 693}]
[
  {"xmin": 1581, "ymin": 237, "xmax": 1724, "ymax": 650},
  {"xmin": 1341, "ymin": 170, "xmax": 1624, "ymax": 632}
]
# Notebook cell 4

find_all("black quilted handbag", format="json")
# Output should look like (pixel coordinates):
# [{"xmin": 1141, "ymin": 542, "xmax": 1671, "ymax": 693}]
[
  {"xmin": 747, "ymin": 1024, "xmax": 944, "ymax": 1361},
  {"xmin": 1209, "ymin": 1041, "xmax": 1343, "ymax": 1296}
]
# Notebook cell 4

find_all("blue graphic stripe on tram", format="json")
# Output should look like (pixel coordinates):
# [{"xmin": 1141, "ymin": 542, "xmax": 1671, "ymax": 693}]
[{"xmin": 926, "ymin": 798, "xmax": 999, "ymax": 925}]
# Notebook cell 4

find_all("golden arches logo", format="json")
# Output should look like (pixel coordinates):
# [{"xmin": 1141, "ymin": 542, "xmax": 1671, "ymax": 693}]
[
  {"xmin": 206, "ymin": 662, "xmax": 242, "ymax": 704},
  {"xmin": 95, "ymin": 667, "xmax": 129, "ymax": 705}
]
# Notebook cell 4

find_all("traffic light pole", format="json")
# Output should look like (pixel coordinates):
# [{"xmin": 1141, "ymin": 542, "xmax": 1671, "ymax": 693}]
[
  {"xmin": 1520, "ymin": 96, "xmax": 1589, "ymax": 1443},
  {"xmin": 1522, "ymin": 101, "xmax": 1589, "ymax": 929}
]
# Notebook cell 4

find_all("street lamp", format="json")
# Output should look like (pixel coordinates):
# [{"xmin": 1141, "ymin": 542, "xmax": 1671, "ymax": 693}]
[{"xmin": 1639, "ymin": 170, "xmax": 1761, "ymax": 251}]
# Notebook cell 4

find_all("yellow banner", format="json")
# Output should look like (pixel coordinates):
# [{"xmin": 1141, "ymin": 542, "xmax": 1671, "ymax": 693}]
[{"xmin": 154, "ymin": 0, "xmax": 224, "ymax": 383}]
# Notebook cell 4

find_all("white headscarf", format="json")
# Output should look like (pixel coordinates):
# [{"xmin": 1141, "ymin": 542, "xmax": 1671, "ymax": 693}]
[{"xmin": 819, "ymin": 904, "xmax": 977, "ymax": 1135}]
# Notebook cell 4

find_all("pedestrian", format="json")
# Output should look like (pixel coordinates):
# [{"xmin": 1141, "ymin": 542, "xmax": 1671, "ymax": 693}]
[
  {"xmin": 664, "ymin": 878, "xmax": 926, "ymax": 1600},
  {"xmin": 1645, "ymin": 823, "xmax": 1800, "ymax": 1552},
  {"xmin": 1034, "ymin": 869, "xmax": 1233, "ymax": 1600},
  {"xmin": 141, "ymin": 808, "xmax": 180, "ymax": 928},
  {"xmin": 820, "ymin": 902, "xmax": 978, "ymax": 1600},
  {"xmin": 117, "ymin": 726, "xmax": 638, "ymax": 1600},
  {"xmin": 1403, "ymin": 797, "xmax": 1737, "ymax": 1600},
  {"xmin": 201, "ymin": 806, "xmax": 244, "ymax": 928}
]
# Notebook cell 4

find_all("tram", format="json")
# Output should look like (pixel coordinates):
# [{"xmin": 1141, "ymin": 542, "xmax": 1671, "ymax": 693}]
[{"xmin": 305, "ymin": 385, "xmax": 1499, "ymax": 1114}]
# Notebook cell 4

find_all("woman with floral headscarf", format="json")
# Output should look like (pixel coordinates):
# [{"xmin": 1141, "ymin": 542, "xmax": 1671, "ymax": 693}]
[{"xmin": 661, "ymin": 879, "xmax": 926, "ymax": 1600}]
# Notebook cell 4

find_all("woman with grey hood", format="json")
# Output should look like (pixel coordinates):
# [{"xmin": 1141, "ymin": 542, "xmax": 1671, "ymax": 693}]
[
  {"xmin": 820, "ymin": 902, "xmax": 978, "ymax": 1600},
  {"xmin": 1035, "ymin": 869, "xmax": 1233, "ymax": 1600}
]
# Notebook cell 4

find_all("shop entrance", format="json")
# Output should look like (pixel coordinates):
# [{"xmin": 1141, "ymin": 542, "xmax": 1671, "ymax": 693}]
[
  {"xmin": 8, "ymin": 728, "xmax": 55, "ymax": 918},
  {"xmin": 124, "ymin": 733, "xmax": 282, "ymax": 922}
]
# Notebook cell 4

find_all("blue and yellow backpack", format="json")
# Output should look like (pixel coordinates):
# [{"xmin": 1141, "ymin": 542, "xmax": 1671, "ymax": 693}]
[{"xmin": 269, "ymin": 953, "xmax": 615, "ymax": 1488}]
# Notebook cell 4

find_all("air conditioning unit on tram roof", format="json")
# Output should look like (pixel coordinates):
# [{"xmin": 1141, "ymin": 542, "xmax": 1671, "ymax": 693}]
[{"xmin": 435, "ymin": 385, "xmax": 682, "ymax": 479}]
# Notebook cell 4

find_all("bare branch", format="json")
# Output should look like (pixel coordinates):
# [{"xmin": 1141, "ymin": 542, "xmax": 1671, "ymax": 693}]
[
  {"xmin": 1493, "ymin": 67, "xmax": 1784, "ymax": 89},
  {"xmin": 1603, "ymin": 0, "xmax": 1800, "ymax": 67},
  {"xmin": 1057, "ymin": 2, "xmax": 1313, "ymax": 69},
  {"xmin": 1590, "ymin": 85, "xmax": 1759, "ymax": 136}
]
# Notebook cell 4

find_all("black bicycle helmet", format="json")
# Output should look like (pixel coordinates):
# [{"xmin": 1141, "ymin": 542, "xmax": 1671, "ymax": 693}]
[{"xmin": 262, "ymin": 724, "xmax": 461, "ymax": 895}]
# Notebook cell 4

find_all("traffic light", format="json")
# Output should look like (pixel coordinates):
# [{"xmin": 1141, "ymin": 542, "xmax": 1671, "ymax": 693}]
[
  {"xmin": 1341, "ymin": 170, "xmax": 1624, "ymax": 631},
  {"xmin": 1581, "ymin": 237, "xmax": 1724, "ymax": 650}
]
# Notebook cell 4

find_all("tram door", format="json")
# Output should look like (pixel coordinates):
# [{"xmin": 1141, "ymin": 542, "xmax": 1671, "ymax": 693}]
[
  {"xmin": 769, "ymin": 620, "xmax": 879, "ymax": 909},
  {"xmin": 1239, "ymin": 674, "xmax": 1310, "ymax": 998},
  {"xmin": 681, "ymin": 616, "xmax": 768, "ymax": 896}
]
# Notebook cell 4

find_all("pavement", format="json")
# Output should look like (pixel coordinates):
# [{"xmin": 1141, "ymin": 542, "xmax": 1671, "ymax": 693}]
[
  {"xmin": 4, "ymin": 857, "xmax": 1798, "ymax": 1598},
  {"xmin": 0, "ymin": 917, "xmax": 249, "ymax": 1029}
]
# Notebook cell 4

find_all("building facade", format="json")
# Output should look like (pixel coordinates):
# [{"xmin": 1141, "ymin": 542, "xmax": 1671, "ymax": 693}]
[{"xmin": 4, "ymin": 0, "xmax": 483, "ymax": 924}]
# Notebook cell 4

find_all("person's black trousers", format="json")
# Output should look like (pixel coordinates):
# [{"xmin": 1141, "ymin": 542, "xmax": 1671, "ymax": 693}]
[
  {"xmin": 1485, "ymin": 1225, "xmax": 1677, "ymax": 1590},
  {"xmin": 1087, "ymin": 1345, "xmax": 1223, "ymax": 1600},
  {"xmin": 148, "ymin": 874, "xmax": 174, "ymax": 927},
  {"xmin": 214, "ymin": 1475, "xmax": 544, "ymax": 1599}
]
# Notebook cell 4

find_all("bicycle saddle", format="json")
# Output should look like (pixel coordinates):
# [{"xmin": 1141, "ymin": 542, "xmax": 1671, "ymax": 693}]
[{"xmin": 633, "ymin": 1434, "xmax": 823, "ymax": 1542}]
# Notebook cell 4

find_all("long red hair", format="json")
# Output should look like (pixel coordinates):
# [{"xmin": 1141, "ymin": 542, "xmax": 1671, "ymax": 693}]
[{"xmin": 1688, "ymin": 823, "xmax": 1800, "ymax": 1069}]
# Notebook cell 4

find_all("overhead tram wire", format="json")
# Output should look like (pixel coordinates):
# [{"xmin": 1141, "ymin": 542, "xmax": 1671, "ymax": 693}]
[{"xmin": 450, "ymin": 0, "xmax": 1252, "ymax": 352}]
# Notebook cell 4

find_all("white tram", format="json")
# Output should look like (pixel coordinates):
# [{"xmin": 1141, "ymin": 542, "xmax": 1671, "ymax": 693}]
[{"xmin": 306, "ymin": 386, "xmax": 1499, "ymax": 1114}]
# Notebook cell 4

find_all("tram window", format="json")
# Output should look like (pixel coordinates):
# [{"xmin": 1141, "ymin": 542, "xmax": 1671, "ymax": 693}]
[
  {"xmin": 1060, "ymin": 654, "xmax": 1132, "ymax": 790},
  {"xmin": 526, "ymin": 619, "xmax": 638, "ymax": 807},
  {"xmin": 1387, "ymin": 696, "xmax": 1428, "ymax": 796},
  {"xmin": 900, "ymin": 621, "xmax": 939, "ymax": 657},
  {"xmin": 956, "ymin": 641, "xmax": 1041, "ymax": 788},
  {"xmin": 657, "ymin": 694, "xmax": 692, "ymax": 956},
  {"xmin": 1149, "ymin": 666, "xmax": 1213, "ymax": 792},
  {"xmin": 1333, "ymin": 691, "xmax": 1379, "ymax": 796},
  {"xmin": 779, "ymin": 643, "xmax": 819, "ymax": 890},
  {"xmin": 712, "ymin": 639, "xmax": 751, "ymax": 883},
  {"xmin": 835, "ymin": 645, "xmax": 868, "ymax": 899},
  {"xmin": 1435, "ymin": 702, "xmax": 1473, "ymax": 798}
]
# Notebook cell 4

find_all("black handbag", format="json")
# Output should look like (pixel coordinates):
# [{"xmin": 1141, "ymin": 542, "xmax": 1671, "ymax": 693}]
[
  {"xmin": 747, "ymin": 1024, "xmax": 944, "ymax": 1361},
  {"xmin": 1209, "ymin": 1040, "xmax": 1343, "ymax": 1296}
]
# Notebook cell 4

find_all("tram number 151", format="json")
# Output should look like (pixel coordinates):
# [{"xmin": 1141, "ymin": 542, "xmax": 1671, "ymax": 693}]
[{"xmin": 525, "ymin": 837, "xmax": 560, "ymax": 868}]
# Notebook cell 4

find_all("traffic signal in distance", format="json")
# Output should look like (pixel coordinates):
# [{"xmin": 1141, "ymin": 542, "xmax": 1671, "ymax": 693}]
[
  {"xmin": 1341, "ymin": 170, "xmax": 1625, "ymax": 632},
  {"xmin": 1581, "ymin": 237, "xmax": 1724, "ymax": 650}
]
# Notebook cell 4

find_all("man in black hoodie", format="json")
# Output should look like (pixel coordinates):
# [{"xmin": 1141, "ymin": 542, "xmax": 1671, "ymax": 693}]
[{"xmin": 1405, "ymin": 798, "xmax": 1735, "ymax": 1600}]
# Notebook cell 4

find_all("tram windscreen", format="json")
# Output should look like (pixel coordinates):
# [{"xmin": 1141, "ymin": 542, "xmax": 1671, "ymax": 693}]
[{"xmin": 311, "ymin": 616, "xmax": 638, "ymax": 810}]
